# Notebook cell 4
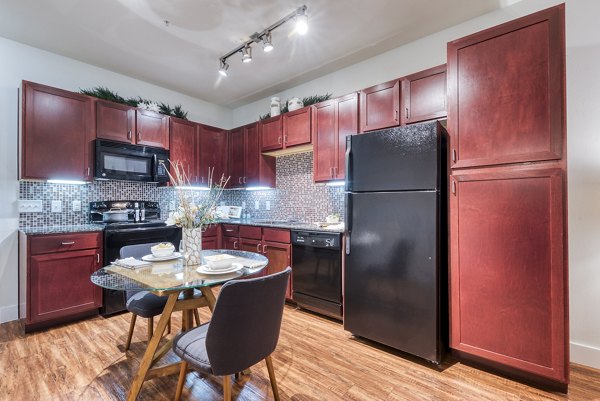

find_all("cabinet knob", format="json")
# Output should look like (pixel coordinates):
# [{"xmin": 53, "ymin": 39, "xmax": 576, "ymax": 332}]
[
  {"xmin": 127, "ymin": 130, "xmax": 132, "ymax": 140},
  {"xmin": 452, "ymin": 180, "xmax": 456, "ymax": 195},
  {"xmin": 262, "ymin": 244, "xmax": 267, "ymax": 254},
  {"xmin": 278, "ymin": 136, "xmax": 282, "ymax": 145},
  {"xmin": 97, "ymin": 253, "xmax": 100, "ymax": 263},
  {"xmin": 234, "ymin": 241, "xmax": 238, "ymax": 249},
  {"xmin": 137, "ymin": 132, "xmax": 141, "ymax": 141},
  {"xmin": 405, "ymin": 107, "xmax": 409, "ymax": 119},
  {"xmin": 452, "ymin": 149, "xmax": 457, "ymax": 163},
  {"xmin": 256, "ymin": 243, "xmax": 261, "ymax": 253},
  {"xmin": 239, "ymin": 177, "xmax": 242, "ymax": 184},
  {"xmin": 243, "ymin": 177, "xmax": 247, "ymax": 184}
]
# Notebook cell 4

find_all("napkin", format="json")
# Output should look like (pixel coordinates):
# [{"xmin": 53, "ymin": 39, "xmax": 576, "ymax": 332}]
[{"xmin": 111, "ymin": 257, "xmax": 152, "ymax": 269}]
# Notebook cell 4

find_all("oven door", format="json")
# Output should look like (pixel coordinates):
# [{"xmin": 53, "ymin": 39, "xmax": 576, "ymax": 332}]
[{"xmin": 95, "ymin": 140, "xmax": 155, "ymax": 182}]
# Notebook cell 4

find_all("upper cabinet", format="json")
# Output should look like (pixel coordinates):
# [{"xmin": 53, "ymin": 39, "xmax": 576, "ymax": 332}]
[
  {"xmin": 313, "ymin": 93, "xmax": 359, "ymax": 182},
  {"xmin": 229, "ymin": 123, "xmax": 276, "ymax": 189},
  {"xmin": 198, "ymin": 124, "xmax": 228, "ymax": 185},
  {"xmin": 359, "ymin": 79, "xmax": 400, "ymax": 133},
  {"xmin": 260, "ymin": 106, "xmax": 312, "ymax": 153},
  {"xmin": 447, "ymin": 5, "xmax": 565, "ymax": 169},
  {"xmin": 96, "ymin": 100, "xmax": 169, "ymax": 149},
  {"xmin": 401, "ymin": 65, "xmax": 447, "ymax": 125},
  {"xmin": 21, "ymin": 81, "xmax": 95, "ymax": 181},
  {"xmin": 170, "ymin": 117, "xmax": 199, "ymax": 183}
]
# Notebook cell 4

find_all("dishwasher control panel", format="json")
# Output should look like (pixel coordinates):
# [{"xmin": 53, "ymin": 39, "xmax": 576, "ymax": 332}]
[{"xmin": 291, "ymin": 231, "xmax": 341, "ymax": 250}]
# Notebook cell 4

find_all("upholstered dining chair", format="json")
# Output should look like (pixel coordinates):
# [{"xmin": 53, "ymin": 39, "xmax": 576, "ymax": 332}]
[
  {"xmin": 119, "ymin": 243, "xmax": 202, "ymax": 351},
  {"xmin": 172, "ymin": 267, "xmax": 291, "ymax": 401}
]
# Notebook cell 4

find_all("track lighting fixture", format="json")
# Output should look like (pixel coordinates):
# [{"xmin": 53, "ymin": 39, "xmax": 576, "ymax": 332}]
[
  {"xmin": 217, "ymin": 5, "xmax": 308, "ymax": 77},
  {"xmin": 218, "ymin": 60, "xmax": 229, "ymax": 76}
]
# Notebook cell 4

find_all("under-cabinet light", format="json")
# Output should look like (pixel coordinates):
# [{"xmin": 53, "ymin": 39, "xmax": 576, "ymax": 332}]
[
  {"xmin": 325, "ymin": 181, "xmax": 345, "ymax": 187},
  {"xmin": 246, "ymin": 186, "xmax": 273, "ymax": 191},
  {"xmin": 175, "ymin": 186, "xmax": 210, "ymax": 191},
  {"xmin": 47, "ymin": 179, "xmax": 89, "ymax": 185}
]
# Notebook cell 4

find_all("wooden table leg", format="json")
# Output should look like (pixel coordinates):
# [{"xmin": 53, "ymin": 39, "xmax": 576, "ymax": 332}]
[
  {"xmin": 127, "ymin": 292, "xmax": 179, "ymax": 401},
  {"xmin": 200, "ymin": 286, "xmax": 217, "ymax": 311}
]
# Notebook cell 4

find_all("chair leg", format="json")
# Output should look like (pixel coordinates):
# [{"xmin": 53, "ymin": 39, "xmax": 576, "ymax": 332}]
[
  {"xmin": 265, "ymin": 355, "xmax": 280, "ymax": 401},
  {"xmin": 223, "ymin": 375, "xmax": 231, "ymax": 401},
  {"xmin": 147, "ymin": 316, "xmax": 154, "ymax": 342},
  {"xmin": 174, "ymin": 361, "xmax": 188, "ymax": 401},
  {"xmin": 125, "ymin": 313, "xmax": 137, "ymax": 351},
  {"xmin": 193, "ymin": 309, "xmax": 201, "ymax": 326}
]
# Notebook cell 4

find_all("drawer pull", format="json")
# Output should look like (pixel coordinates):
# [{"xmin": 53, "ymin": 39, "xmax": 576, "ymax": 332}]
[
  {"xmin": 61, "ymin": 241, "xmax": 75, "ymax": 245},
  {"xmin": 262, "ymin": 244, "xmax": 267, "ymax": 254},
  {"xmin": 256, "ymin": 243, "xmax": 261, "ymax": 253},
  {"xmin": 234, "ymin": 241, "xmax": 238, "ymax": 250}
]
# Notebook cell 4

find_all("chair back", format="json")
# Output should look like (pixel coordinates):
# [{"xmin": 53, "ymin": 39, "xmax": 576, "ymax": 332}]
[
  {"xmin": 120, "ymin": 243, "xmax": 161, "ymax": 299},
  {"xmin": 205, "ymin": 267, "xmax": 291, "ymax": 376}
]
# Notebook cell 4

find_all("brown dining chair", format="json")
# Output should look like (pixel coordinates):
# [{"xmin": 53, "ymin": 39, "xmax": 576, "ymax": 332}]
[
  {"xmin": 172, "ymin": 267, "xmax": 291, "ymax": 401},
  {"xmin": 119, "ymin": 243, "xmax": 202, "ymax": 351}
]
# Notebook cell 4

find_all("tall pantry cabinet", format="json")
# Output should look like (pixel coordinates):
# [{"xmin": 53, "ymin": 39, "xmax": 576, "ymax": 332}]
[{"xmin": 447, "ymin": 5, "xmax": 568, "ymax": 386}]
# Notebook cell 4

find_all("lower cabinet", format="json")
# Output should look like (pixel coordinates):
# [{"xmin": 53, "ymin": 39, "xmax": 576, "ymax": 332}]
[
  {"xmin": 202, "ymin": 225, "xmax": 218, "ymax": 250},
  {"xmin": 449, "ymin": 166, "xmax": 568, "ymax": 384},
  {"xmin": 23, "ymin": 232, "xmax": 103, "ymax": 331},
  {"xmin": 263, "ymin": 241, "xmax": 292, "ymax": 299}
]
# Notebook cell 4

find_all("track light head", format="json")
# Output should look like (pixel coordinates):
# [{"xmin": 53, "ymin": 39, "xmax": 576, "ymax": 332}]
[
  {"xmin": 218, "ymin": 60, "xmax": 229, "ymax": 76},
  {"xmin": 241, "ymin": 45, "xmax": 252, "ymax": 63},
  {"xmin": 263, "ymin": 32, "xmax": 274, "ymax": 52},
  {"xmin": 295, "ymin": 7, "xmax": 308, "ymax": 35}
]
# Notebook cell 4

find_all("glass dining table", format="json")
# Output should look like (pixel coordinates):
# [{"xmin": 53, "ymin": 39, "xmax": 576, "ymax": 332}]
[{"xmin": 91, "ymin": 249, "xmax": 268, "ymax": 401}]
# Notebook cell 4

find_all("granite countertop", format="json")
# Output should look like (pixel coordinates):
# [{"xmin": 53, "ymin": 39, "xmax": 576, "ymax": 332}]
[
  {"xmin": 20, "ymin": 224, "xmax": 105, "ymax": 235},
  {"xmin": 217, "ymin": 219, "xmax": 345, "ymax": 234}
]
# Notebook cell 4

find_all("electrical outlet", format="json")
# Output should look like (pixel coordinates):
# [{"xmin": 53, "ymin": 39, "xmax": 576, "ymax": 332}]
[
  {"xmin": 242, "ymin": 201, "xmax": 246, "ymax": 209},
  {"xmin": 254, "ymin": 200, "xmax": 260, "ymax": 210},
  {"xmin": 72, "ymin": 200, "xmax": 81, "ymax": 212},
  {"xmin": 51, "ymin": 200, "xmax": 62, "ymax": 213},
  {"xmin": 266, "ymin": 201, "xmax": 271, "ymax": 210},
  {"xmin": 18, "ymin": 200, "xmax": 43, "ymax": 213}
]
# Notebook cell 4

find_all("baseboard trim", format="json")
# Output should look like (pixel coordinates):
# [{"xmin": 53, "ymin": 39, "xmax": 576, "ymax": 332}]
[
  {"xmin": 570, "ymin": 342, "xmax": 600, "ymax": 369},
  {"xmin": 0, "ymin": 304, "xmax": 18, "ymax": 324}
]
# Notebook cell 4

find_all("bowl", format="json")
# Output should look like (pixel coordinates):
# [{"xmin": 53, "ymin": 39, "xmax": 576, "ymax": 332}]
[
  {"xmin": 151, "ymin": 243, "xmax": 175, "ymax": 258},
  {"xmin": 205, "ymin": 254, "xmax": 237, "ymax": 270}
]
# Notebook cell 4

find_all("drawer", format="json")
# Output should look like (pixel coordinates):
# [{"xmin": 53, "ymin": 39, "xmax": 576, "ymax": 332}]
[
  {"xmin": 221, "ymin": 224, "xmax": 239, "ymax": 237},
  {"xmin": 30, "ymin": 232, "xmax": 102, "ymax": 255},
  {"xmin": 239, "ymin": 225, "xmax": 262, "ymax": 240},
  {"xmin": 203, "ymin": 225, "xmax": 218, "ymax": 237},
  {"xmin": 263, "ymin": 228, "xmax": 290, "ymax": 243}
]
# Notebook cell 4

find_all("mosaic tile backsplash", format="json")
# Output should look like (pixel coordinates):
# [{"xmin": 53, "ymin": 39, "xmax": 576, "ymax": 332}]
[{"xmin": 19, "ymin": 152, "xmax": 344, "ymax": 228}]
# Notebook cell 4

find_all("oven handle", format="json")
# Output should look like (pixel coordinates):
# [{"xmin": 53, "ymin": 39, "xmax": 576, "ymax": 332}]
[{"xmin": 105, "ymin": 226, "xmax": 177, "ymax": 234}]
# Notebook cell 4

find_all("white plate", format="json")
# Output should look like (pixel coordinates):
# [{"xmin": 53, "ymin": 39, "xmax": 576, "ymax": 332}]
[
  {"xmin": 142, "ymin": 252, "xmax": 182, "ymax": 262},
  {"xmin": 197, "ymin": 264, "xmax": 244, "ymax": 275}
]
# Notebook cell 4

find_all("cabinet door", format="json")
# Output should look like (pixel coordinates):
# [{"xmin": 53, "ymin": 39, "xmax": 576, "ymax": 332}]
[
  {"xmin": 202, "ymin": 236, "xmax": 218, "ymax": 250},
  {"xmin": 228, "ymin": 127, "xmax": 245, "ymax": 188},
  {"xmin": 136, "ymin": 109, "xmax": 169, "ymax": 149},
  {"xmin": 335, "ymin": 93, "xmax": 359, "ymax": 179},
  {"xmin": 359, "ymin": 79, "xmax": 400, "ymax": 133},
  {"xmin": 198, "ymin": 124, "xmax": 229, "ymax": 185},
  {"xmin": 263, "ymin": 241, "xmax": 292, "ymax": 299},
  {"xmin": 312, "ymin": 100, "xmax": 336, "ymax": 182},
  {"xmin": 244, "ymin": 123, "xmax": 261, "ymax": 186},
  {"xmin": 170, "ymin": 118, "xmax": 198, "ymax": 183},
  {"xmin": 240, "ymin": 238, "xmax": 261, "ymax": 253},
  {"xmin": 29, "ymin": 248, "xmax": 102, "ymax": 323},
  {"xmin": 447, "ymin": 5, "xmax": 564, "ymax": 168},
  {"xmin": 260, "ymin": 115, "xmax": 283, "ymax": 151},
  {"xmin": 96, "ymin": 100, "xmax": 135, "ymax": 143},
  {"xmin": 222, "ymin": 236, "xmax": 239, "ymax": 251},
  {"xmin": 283, "ymin": 106, "xmax": 311, "ymax": 147},
  {"xmin": 22, "ymin": 81, "xmax": 94, "ymax": 181},
  {"xmin": 401, "ymin": 65, "xmax": 447, "ymax": 125},
  {"xmin": 450, "ymin": 166, "xmax": 567, "ymax": 383}
]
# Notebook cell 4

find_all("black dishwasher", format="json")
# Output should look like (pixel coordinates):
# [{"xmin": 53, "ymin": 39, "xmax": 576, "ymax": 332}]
[{"xmin": 291, "ymin": 230, "xmax": 342, "ymax": 320}]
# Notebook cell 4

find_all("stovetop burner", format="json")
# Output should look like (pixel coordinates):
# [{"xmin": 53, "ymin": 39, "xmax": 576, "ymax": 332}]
[{"xmin": 90, "ymin": 200, "xmax": 163, "ymax": 227}]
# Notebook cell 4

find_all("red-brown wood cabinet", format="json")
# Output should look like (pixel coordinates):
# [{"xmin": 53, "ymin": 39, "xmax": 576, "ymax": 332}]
[
  {"xmin": 447, "ymin": 4, "xmax": 567, "ymax": 386},
  {"xmin": 21, "ymin": 81, "xmax": 95, "ymax": 181},
  {"xmin": 359, "ymin": 79, "xmax": 400, "ymax": 133},
  {"xmin": 229, "ymin": 123, "xmax": 276, "ymax": 189},
  {"xmin": 260, "ymin": 106, "xmax": 312, "ymax": 153},
  {"xmin": 313, "ymin": 93, "xmax": 359, "ymax": 182},
  {"xmin": 401, "ymin": 65, "xmax": 447, "ymax": 125},
  {"xmin": 96, "ymin": 100, "xmax": 169, "ymax": 149},
  {"xmin": 198, "ymin": 124, "xmax": 228, "ymax": 185},
  {"xmin": 22, "ymin": 232, "xmax": 103, "ymax": 332},
  {"xmin": 170, "ymin": 117, "xmax": 199, "ymax": 183}
]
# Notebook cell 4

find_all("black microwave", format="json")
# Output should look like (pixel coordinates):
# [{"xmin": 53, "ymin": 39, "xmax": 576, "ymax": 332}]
[{"xmin": 95, "ymin": 140, "xmax": 170, "ymax": 183}]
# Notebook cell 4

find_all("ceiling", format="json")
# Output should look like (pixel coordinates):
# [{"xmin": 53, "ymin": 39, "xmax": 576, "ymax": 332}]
[{"xmin": 0, "ymin": 0, "xmax": 508, "ymax": 107}]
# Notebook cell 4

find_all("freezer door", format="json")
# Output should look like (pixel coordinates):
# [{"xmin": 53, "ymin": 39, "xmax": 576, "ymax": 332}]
[
  {"xmin": 347, "ymin": 122, "xmax": 441, "ymax": 192},
  {"xmin": 344, "ymin": 191, "xmax": 442, "ymax": 362}
]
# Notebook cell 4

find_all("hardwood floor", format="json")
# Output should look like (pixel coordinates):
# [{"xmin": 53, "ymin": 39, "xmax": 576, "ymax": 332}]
[{"xmin": 1, "ymin": 303, "xmax": 599, "ymax": 401}]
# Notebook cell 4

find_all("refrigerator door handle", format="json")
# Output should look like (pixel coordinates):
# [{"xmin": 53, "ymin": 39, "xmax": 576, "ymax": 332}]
[
  {"xmin": 345, "ymin": 136, "xmax": 352, "ymax": 191},
  {"xmin": 345, "ymin": 192, "xmax": 352, "ymax": 255}
]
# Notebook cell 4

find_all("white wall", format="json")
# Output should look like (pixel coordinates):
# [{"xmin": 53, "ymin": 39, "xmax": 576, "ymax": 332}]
[
  {"xmin": 0, "ymin": 36, "xmax": 232, "ymax": 323},
  {"xmin": 232, "ymin": 0, "xmax": 600, "ymax": 369}
]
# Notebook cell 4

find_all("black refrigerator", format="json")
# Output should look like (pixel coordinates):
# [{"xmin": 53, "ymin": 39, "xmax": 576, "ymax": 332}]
[{"xmin": 344, "ymin": 121, "xmax": 447, "ymax": 364}]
